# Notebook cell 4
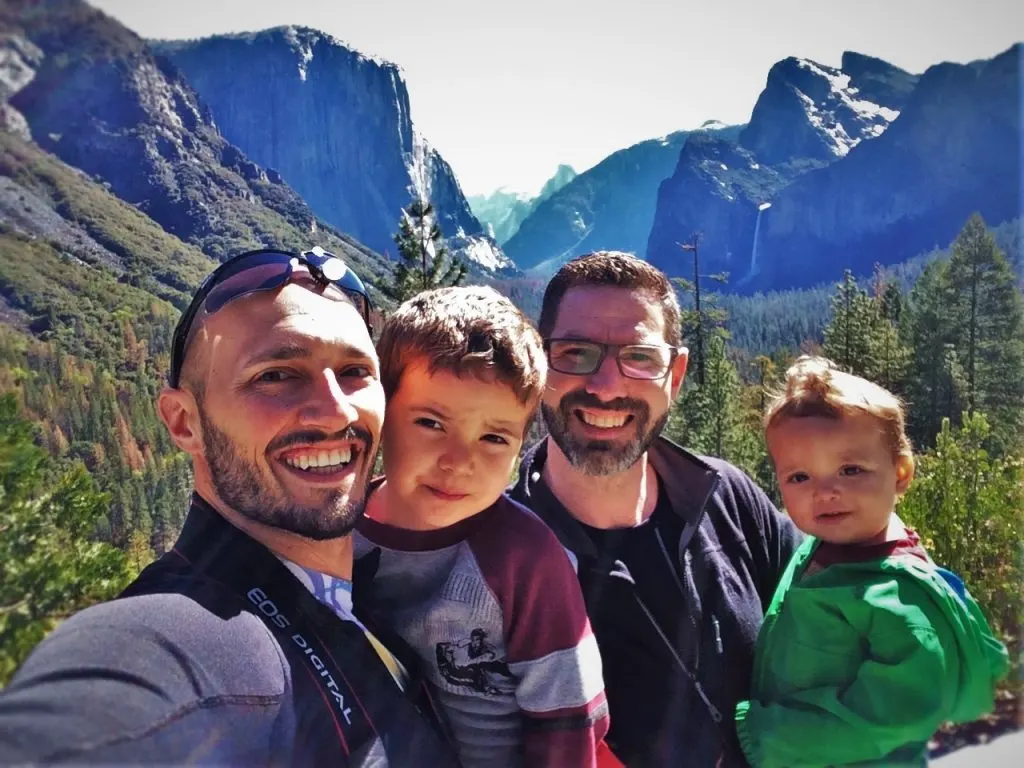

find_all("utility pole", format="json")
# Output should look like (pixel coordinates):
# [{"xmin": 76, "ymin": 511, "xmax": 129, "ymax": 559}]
[{"xmin": 678, "ymin": 234, "xmax": 705, "ymax": 387}]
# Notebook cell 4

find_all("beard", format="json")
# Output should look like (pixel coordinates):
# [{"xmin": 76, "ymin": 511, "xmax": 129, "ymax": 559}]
[
  {"xmin": 199, "ymin": 410, "xmax": 372, "ymax": 540},
  {"xmin": 541, "ymin": 389, "xmax": 668, "ymax": 476}
]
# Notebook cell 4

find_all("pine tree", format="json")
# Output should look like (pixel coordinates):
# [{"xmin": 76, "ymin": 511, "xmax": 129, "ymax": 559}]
[
  {"xmin": 821, "ymin": 269, "xmax": 908, "ymax": 389},
  {"xmin": 388, "ymin": 199, "xmax": 466, "ymax": 302},
  {"xmin": 944, "ymin": 214, "xmax": 1024, "ymax": 455},
  {"xmin": 904, "ymin": 260, "xmax": 962, "ymax": 449},
  {"xmin": 903, "ymin": 216, "xmax": 1024, "ymax": 455},
  {"xmin": 669, "ymin": 335, "xmax": 760, "ymax": 475},
  {"xmin": 871, "ymin": 266, "xmax": 910, "ymax": 392},
  {"xmin": 822, "ymin": 270, "xmax": 879, "ymax": 376}
]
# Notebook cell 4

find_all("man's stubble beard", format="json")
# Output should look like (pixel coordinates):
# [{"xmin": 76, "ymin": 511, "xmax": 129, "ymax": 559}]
[
  {"xmin": 541, "ymin": 390, "xmax": 668, "ymax": 476},
  {"xmin": 199, "ymin": 410, "xmax": 370, "ymax": 540}
]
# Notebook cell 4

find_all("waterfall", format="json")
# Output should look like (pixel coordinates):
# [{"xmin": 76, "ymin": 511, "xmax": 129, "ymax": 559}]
[{"xmin": 749, "ymin": 201, "xmax": 772, "ymax": 276}]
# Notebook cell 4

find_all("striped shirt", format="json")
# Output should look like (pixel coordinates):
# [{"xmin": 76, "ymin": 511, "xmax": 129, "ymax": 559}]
[{"xmin": 354, "ymin": 494, "xmax": 609, "ymax": 768}]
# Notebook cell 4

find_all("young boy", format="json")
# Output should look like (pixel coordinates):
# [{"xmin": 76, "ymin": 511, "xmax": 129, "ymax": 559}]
[
  {"xmin": 353, "ymin": 286, "xmax": 610, "ymax": 768},
  {"xmin": 735, "ymin": 356, "xmax": 1009, "ymax": 767}
]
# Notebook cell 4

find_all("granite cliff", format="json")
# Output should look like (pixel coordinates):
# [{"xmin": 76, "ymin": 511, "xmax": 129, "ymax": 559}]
[{"xmin": 155, "ymin": 27, "xmax": 510, "ymax": 272}]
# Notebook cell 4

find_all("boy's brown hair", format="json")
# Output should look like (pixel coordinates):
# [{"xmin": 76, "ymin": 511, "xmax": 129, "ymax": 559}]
[
  {"xmin": 765, "ymin": 356, "xmax": 914, "ymax": 464},
  {"xmin": 377, "ymin": 285, "xmax": 547, "ymax": 411}
]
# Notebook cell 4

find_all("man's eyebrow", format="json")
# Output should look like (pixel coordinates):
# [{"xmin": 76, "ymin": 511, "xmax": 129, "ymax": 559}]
[
  {"xmin": 243, "ymin": 340, "xmax": 376, "ymax": 369},
  {"xmin": 551, "ymin": 333, "xmax": 594, "ymax": 342},
  {"xmin": 242, "ymin": 342, "xmax": 312, "ymax": 368}
]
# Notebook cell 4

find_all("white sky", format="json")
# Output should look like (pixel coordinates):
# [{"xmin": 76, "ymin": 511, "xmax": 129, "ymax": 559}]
[{"xmin": 89, "ymin": 0, "xmax": 1022, "ymax": 196}]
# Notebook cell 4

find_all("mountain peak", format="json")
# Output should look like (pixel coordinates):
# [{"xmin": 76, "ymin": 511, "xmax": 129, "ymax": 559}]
[
  {"xmin": 839, "ymin": 51, "xmax": 919, "ymax": 109},
  {"xmin": 740, "ymin": 53, "xmax": 909, "ymax": 164},
  {"xmin": 840, "ymin": 50, "xmax": 909, "ymax": 77},
  {"xmin": 539, "ymin": 164, "xmax": 578, "ymax": 196}
]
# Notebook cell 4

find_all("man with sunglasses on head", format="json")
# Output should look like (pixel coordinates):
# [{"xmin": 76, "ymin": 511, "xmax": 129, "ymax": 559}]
[
  {"xmin": 0, "ymin": 247, "xmax": 458, "ymax": 766},
  {"xmin": 509, "ymin": 252, "xmax": 801, "ymax": 767}
]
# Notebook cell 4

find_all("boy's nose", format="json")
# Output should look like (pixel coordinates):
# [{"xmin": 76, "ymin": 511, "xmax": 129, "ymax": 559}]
[
  {"xmin": 438, "ymin": 442, "xmax": 473, "ymax": 475},
  {"xmin": 812, "ymin": 480, "xmax": 841, "ymax": 502}
]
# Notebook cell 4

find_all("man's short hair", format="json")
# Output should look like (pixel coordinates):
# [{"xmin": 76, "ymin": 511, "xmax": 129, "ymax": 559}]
[
  {"xmin": 377, "ymin": 286, "xmax": 547, "ymax": 409},
  {"xmin": 538, "ymin": 251, "xmax": 682, "ymax": 347}
]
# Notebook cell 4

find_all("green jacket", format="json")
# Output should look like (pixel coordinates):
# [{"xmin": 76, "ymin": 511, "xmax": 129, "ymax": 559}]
[{"xmin": 735, "ymin": 535, "xmax": 1009, "ymax": 767}]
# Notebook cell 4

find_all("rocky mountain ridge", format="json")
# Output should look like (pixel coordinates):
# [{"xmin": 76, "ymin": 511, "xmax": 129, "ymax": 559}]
[{"xmin": 647, "ymin": 45, "xmax": 1019, "ymax": 291}]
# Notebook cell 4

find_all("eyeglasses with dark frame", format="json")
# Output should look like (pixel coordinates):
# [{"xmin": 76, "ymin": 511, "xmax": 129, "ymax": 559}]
[
  {"xmin": 168, "ymin": 247, "xmax": 372, "ymax": 388},
  {"xmin": 544, "ymin": 338, "xmax": 683, "ymax": 380}
]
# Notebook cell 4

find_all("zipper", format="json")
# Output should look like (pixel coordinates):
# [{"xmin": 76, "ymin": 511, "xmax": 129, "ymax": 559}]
[
  {"xmin": 655, "ymin": 527, "xmax": 690, "ymax": 602},
  {"xmin": 654, "ymin": 526, "xmax": 703, "ymax": 636},
  {"xmin": 629, "ymin": 587, "xmax": 724, "ymax": 724},
  {"xmin": 646, "ymin": 472, "xmax": 726, "ymax": 727}
]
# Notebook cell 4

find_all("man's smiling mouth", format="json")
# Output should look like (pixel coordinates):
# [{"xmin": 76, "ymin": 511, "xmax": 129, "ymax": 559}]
[
  {"xmin": 282, "ymin": 446, "xmax": 356, "ymax": 473},
  {"xmin": 576, "ymin": 409, "xmax": 634, "ymax": 429}
]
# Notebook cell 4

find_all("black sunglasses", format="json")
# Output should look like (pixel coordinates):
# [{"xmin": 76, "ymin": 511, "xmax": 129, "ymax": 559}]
[{"xmin": 169, "ymin": 247, "xmax": 372, "ymax": 388}]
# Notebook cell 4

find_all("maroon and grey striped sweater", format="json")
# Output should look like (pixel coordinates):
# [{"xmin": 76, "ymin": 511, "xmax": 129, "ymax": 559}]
[{"xmin": 354, "ymin": 494, "xmax": 609, "ymax": 768}]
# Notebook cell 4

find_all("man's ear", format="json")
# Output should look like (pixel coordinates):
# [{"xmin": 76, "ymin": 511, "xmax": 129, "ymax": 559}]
[
  {"xmin": 669, "ymin": 346, "xmax": 689, "ymax": 400},
  {"xmin": 158, "ymin": 387, "xmax": 203, "ymax": 456},
  {"xmin": 895, "ymin": 455, "xmax": 915, "ymax": 495}
]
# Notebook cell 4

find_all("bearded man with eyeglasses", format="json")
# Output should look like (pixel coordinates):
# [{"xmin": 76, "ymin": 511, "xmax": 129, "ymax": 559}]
[
  {"xmin": 0, "ymin": 248, "xmax": 458, "ymax": 766},
  {"xmin": 509, "ymin": 252, "xmax": 801, "ymax": 768}
]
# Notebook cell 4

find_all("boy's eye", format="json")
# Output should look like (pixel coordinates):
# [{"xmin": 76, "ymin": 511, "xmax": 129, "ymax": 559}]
[
  {"xmin": 482, "ymin": 434, "xmax": 510, "ymax": 446},
  {"xmin": 840, "ymin": 465, "xmax": 865, "ymax": 476},
  {"xmin": 414, "ymin": 417, "xmax": 443, "ymax": 431},
  {"xmin": 786, "ymin": 472, "xmax": 809, "ymax": 484}
]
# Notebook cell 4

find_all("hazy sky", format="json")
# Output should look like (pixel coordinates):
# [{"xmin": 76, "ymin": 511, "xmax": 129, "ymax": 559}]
[{"xmin": 89, "ymin": 0, "xmax": 1022, "ymax": 196}]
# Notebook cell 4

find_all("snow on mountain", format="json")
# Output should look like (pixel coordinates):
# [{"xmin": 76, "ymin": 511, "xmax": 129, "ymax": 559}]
[
  {"xmin": 791, "ymin": 58, "xmax": 901, "ymax": 156},
  {"xmin": 739, "ymin": 55, "xmax": 916, "ymax": 166},
  {"xmin": 452, "ymin": 230, "xmax": 515, "ymax": 271}
]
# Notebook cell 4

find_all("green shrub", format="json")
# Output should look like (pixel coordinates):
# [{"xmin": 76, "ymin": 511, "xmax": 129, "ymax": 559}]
[{"xmin": 898, "ymin": 412, "xmax": 1023, "ymax": 646}]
